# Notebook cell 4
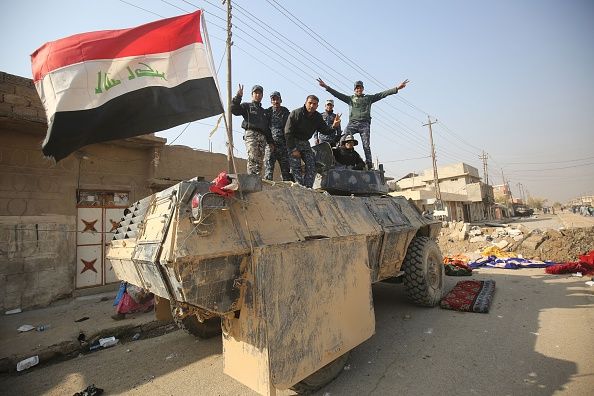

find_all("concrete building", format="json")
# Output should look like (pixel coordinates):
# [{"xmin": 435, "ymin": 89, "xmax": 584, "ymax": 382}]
[
  {"xmin": 389, "ymin": 162, "xmax": 494, "ymax": 222},
  {"xmin": 0, "ymin": 71, "xmax": 246, "ymax": 311}
]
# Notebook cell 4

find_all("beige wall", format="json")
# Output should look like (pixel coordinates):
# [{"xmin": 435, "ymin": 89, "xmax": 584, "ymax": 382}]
[{"xmin": 156, "ymin": 145, "xmax": 247, "ymax": 183}]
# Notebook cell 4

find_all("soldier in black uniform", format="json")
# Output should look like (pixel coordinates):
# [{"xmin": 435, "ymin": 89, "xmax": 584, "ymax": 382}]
[
  {"xmin": 231, "ymin": 84, "xmax": 274, "ymax": 176},
  {"xmin": 264, "ymin": 91, "xmax": 292, "ymax": 181},
  {"xmin": 332, "ymin": 134, "xmax": 366, "ymax": 170},
  {"xmin": 285, "ymin": 95, "xmax": 341, "ymax": 188}
]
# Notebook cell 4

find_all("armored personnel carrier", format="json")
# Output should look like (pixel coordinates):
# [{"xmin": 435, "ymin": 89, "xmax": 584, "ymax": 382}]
[{"xmin": 107, "ymin": 144, "xmax": 444, "ymax": 395}]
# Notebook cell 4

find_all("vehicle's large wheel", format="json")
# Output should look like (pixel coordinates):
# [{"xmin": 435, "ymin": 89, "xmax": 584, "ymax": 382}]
[
  {"xmin": 290, "ymin": 352, "xmax": 350, "ymax": 394},
  {"xmin": 401, "ymin": 236, "xmax": 444, "ymax": 307},
  {"xmin": 172, "ymin": 312, "xmax": 222, "ymax": 339}
]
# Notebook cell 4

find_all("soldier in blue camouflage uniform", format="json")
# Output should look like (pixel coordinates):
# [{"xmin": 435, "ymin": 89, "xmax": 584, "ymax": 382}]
[
  {"xmin": 264, "ymin": 91, "xmax": 292, "ymax": 181},
  {"xmin": 314, "ymin": 99, "xmax": 341, "ymax": 147},
  {"xmin": 285, "ymin": 95, "xmax": 341, "ymax": 188},
  {"xmin": 231, "ymin": 84, "xmax": 274, "ymax": 176}
]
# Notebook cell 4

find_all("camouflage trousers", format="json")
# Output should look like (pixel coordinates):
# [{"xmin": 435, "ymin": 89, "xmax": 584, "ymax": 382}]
[
  {"xmin": 264, "ymin": 133, "xmax": 292, "ymax": 181},
  {"xmin": 344, "ymin": 120, "xmax": 372, "ymax": 168},
  {"xmin": 288, "ymin": 140, "xmax": 316, "ymax": 188},
  {"xmin": 244, "ymin": 129, "xmax": 267, "ymax": 176}
]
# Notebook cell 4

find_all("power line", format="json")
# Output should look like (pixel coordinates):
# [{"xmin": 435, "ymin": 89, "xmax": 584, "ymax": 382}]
[{"xmin": 504, "ymin": 155, "xmax": 594, "ymax": 165}]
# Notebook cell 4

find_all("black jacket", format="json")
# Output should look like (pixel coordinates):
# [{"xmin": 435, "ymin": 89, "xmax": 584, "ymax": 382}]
[
  {"xmin": 285, "ymin": 105, "xmax": 337, "ymax": 150},
  {"xmin": 231, "ymin": 95, "xmax": 273, "ymax": 143},
  {"xmin": 333, "ymin": 146, "xmax": 366, "ymax": 170}
]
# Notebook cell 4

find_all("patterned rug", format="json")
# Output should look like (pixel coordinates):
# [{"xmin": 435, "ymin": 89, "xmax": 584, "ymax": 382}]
[{"xmin": 440, "ymin": 280, "xmax": 496, "ymax": 313}]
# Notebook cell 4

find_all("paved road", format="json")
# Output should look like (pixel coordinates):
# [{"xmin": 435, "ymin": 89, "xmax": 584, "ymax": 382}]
[
  {"xmin": 556, "ymin": 212, "xmax": 594, "ymax": 229},
  {"xmin": 508, "ymin": 214, "xmax": 564, "ymax": 231},
  {"xmin": 2, "ymin": 269, "xmax": 593, "ymax": 396}
]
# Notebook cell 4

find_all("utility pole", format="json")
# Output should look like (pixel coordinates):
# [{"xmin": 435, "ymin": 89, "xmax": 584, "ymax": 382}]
[
  {"xmin": 479, "ymin": 151, "xmax": 489, "ymax": 185},
  {"xmin": 423, "ymin": 116, "xmax": 441, "ymax": 207},
  {"xmin": 516, "ymin": 182, "xmax": 525, "ymax": 203},
  {"xmin": 225, "ymin": 0, "xmax": 235, "ymax": 173}
]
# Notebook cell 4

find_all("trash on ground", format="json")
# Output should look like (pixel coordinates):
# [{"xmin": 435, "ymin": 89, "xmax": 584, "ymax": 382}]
[
  {"xmin": 73, "ymin": 384, "xmax": 104, "ymax": 396},
  {"xmin": 165, "ymin": 353, "xmax": 178, "ymax": 360},
  {"xmin": 585, "ymin": 281, "xmax": 594, "ymax": 286},
  {"xmin": 36, "ymin": 324, "xmax": 50, "ymax": 332},
  {"xmin": 5, "ymin": 308, "xmax": 22, "ymax": 315},
  {"xmin": 78, "ymin": 332, "xmax": 86, "ymax": 343},
  {"xmin": 132, "ymin": 332, "xmax": 141, "ymax": 341},
  {"xmin": 98, "ymin": 336, "xmax": 118, "ymax": 348},
  {"xmin": 74, "ymin": 316, "xmax": 90, "ymax": 322},
  {"xmin": 16, "ymin": 355, "xmax": 39, "ymax": 372},
  {"xmin": 17, "ymin": 324, "xmax": 36, "ymax": 332},
  {"xmin": 572, "ymin": 272, "xmax": 583, "ymax": 277}
]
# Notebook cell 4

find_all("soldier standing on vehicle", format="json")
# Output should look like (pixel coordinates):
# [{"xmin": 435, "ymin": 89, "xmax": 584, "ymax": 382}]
[
  {"xmin": 285, "ymin": 95, "xmax": 341, "ymax": 188},
  {"xmin": 314, "ymin": 99, "xmax": 341, "ymax": 147},
  {"xmin": 231, "ymin": 84, "xmax": 274, "ymax": 176},
  {"xmin": 264, "ymin": 91, "xmax": 292, "ymax": 181},
  {"xmin": 317, "ymin": 78, "xmax": 409, "ymax": 170}
]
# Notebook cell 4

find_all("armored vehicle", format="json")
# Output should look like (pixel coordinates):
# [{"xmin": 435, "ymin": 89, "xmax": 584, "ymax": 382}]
[{"xmin": 107, "ymin": 145, "xmax": 444, "ymax": 395}]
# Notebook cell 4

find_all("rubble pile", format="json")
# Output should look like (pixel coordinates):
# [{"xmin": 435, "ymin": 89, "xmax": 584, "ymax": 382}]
[
  {"xmin": 438, "ymin": 222, "xmax": 594, "ymax": 263},
  {"xmin": 438, "ymin": 221, "xmax": 527, "ymax": 257},
  {"xmin": 522, "ymin": 226, "xmax": 594, "ymax": 263}
]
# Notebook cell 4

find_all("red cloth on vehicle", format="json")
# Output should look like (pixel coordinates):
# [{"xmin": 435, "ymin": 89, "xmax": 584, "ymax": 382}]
[{"xmin": 209, "ymin": 171, "xmax": 235, "ymax": 197}]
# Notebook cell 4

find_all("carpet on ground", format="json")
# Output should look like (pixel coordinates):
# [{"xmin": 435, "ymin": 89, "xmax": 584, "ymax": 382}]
[{"xmin": 440, "ymin": 280, "xmax": 496, "ymax": 313}]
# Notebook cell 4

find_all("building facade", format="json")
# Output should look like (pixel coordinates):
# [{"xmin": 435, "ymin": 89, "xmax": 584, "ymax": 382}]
[{"xmin": 389, "ymin": 162, "xmax": 494, "ymax": 222}]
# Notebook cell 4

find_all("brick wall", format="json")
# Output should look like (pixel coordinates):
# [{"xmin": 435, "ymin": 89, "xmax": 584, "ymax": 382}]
[{"xmin": 0, "ymin": 72, "xmax": 46, "ymax": 123}]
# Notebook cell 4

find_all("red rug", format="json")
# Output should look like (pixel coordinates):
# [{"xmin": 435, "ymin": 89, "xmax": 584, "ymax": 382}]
[
  {"xmin": 440, "ymin": 280, "xmax": 496, "ymax": 313},
  {"xmin": 545, "ymin": 250, "xmax": 594, "ymax": 276}
]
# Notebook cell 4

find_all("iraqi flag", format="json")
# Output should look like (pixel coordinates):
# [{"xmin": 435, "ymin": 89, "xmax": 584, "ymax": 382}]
[{"xmin": 31, "ymin": 11, "xmax": 223, "ymax": 161}]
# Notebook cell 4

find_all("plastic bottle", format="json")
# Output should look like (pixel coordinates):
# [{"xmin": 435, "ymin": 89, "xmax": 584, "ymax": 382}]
[
  {"xmin": 16, "ymin": 356, "xmax": 39, "ymax": 371},
  {"xmin": 36, "ymin": 324, "xmax": 50, "ymax": 332},
  {"xmin": 98, "ymin": 336, "xmax": 119, "ymax": 348}
]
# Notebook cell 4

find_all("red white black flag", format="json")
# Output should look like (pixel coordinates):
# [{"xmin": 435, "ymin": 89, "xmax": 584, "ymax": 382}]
[{"xmin": 31, "ymin": 11, "xmax": 223, "ymax": 161}]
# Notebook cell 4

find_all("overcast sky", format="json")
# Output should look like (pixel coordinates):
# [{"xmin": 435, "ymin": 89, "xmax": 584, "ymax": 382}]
[{"xmin": 2, "ymin": 0, "xmax": 593, "ymax": 203}]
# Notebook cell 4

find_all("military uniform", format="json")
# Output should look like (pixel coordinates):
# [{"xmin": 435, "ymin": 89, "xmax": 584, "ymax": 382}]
[
  {"xmin": 325, "ymin": 81, "xmax": 399, "ymax": 169},
  {"xmin": 315, "ymin": 111, "xmax": 341, "ymax": 147},
  {"xmin": 231, "ymin": 86, "xmax": 273, "ymax": 176},
  {"xmin": 264, "ymin": 105, "xmax": 292, "ymax": 181},
  {"xmin": 285, "ymin": 105, "xmax": 338, "ymax": 188}
]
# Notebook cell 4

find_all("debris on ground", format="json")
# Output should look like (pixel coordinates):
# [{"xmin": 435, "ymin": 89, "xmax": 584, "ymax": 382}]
[
  {"xmin": 16, "ymin": 355, "xmax": 39, "ymax": 372},
  {"xmin": 439, "ymin": 223, "xmax": 594, "ymax": 263},
  {"xmin": 5, "ymin": 308, "xmax": 22, "ymax": 315},
  {"xmin": 74, "ymin": 317, "xmax": 90, "ymax": 323},
  {"xmin": 73, "ymin": 384, "xmax": 104, "ymax": 396},
  {"xmin": 17, "ymin": 325, "xmax": 36, "ymax": 332}
]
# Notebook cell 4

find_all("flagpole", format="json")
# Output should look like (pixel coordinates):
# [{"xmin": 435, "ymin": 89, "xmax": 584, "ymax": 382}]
[{"xmin": 225, "ymin": 0, "xmax": 235, "ymax": 173}]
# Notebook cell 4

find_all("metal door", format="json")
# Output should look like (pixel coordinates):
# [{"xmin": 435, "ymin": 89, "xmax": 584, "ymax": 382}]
[{"xmin": 76, "ymin": 191, "xmax": 128, "ymax": 289}]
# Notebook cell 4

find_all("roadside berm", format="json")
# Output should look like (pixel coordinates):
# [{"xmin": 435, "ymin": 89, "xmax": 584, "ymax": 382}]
[{"xmin": 438, "ymin": 222, "xmax": 594, "ymax": 263}]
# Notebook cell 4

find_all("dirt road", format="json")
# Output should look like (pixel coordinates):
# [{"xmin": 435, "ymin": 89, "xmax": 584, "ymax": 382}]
[{"xmin": 2, "ymin": 268, "xmax": 593, "ymax": 395}]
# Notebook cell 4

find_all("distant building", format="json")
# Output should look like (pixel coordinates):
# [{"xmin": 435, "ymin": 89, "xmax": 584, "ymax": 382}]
[{"xmin": 388, "ymin": 162, "xmax": 494, "ymax": 222}]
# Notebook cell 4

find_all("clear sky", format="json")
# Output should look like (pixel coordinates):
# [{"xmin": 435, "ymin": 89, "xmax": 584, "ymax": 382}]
[{"xmin": 2, "ymin": 0, "xmax": 593, "ymax": 203}]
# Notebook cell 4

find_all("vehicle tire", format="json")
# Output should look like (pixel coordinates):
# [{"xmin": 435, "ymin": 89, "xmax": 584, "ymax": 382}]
[
  {"xmin": 290, "ymin": 352, "xmax": 350, "ymax": 394},
  {"xmin": 401, "ymin": 236, "xmax": 444, "ymax": 307},
  {"xmin": 173, "ymin": 313, "xmax": 222, "ymax": 339}
]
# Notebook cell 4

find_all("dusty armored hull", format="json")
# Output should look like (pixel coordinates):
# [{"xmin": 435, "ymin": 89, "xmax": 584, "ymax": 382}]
[{"xmin": 107, "ymin": 174, "xmax": 442, "ymax": 395}]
